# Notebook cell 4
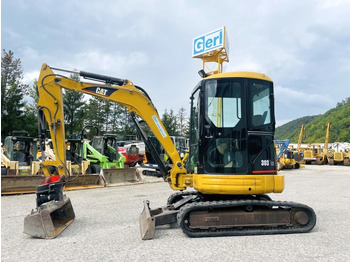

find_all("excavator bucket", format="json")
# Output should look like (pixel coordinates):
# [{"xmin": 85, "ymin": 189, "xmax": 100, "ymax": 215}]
[{"xmin": 23, "ymin": 195, "xmax": 75, "ymax": 239}]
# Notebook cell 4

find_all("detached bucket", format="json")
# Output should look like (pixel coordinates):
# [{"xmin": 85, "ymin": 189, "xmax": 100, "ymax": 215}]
[{"xmin": 23, "ymin": 195, "xmax": 75, "ymax": 239}]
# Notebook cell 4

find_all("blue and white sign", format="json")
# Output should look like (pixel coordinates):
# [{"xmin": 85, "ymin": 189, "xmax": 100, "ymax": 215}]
[{"xmin": 192, "ymin": 27, "xmax": 225, "ymax": 57}]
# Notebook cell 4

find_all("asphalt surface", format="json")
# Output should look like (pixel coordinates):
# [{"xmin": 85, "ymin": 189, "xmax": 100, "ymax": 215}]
[{"xmin": 2, "ymin": 165, "xmax": 350, "ymax": 262}]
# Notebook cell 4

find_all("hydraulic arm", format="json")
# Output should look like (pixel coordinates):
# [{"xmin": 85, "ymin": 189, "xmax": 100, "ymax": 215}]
[{"xmin": 36, "ymin": 64, "xmax": 188, "ymax": 190}]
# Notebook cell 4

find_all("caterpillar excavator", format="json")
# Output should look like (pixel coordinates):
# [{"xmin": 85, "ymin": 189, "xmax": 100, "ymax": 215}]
[
  {"xmin": 23, "ymin": 62, "xmax": 316, "ymax": 239},
  {"xmin": 23, "ymin": 29, "xmax": 316, "ymax": 239}
]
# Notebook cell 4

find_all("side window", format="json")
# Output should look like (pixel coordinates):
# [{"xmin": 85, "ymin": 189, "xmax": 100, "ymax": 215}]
[{"xmin": 250, "ymin": 81, "xmax": 271, "ymax": 127}]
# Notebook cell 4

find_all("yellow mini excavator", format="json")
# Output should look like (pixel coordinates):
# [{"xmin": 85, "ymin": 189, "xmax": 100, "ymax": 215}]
[
  {"xmin": 23, "ymin": 62, "xmax": 316, "ymax": 239},
  {"xmin": 23, "ymin": 28, "xmax": 316, "ymax": 239}
]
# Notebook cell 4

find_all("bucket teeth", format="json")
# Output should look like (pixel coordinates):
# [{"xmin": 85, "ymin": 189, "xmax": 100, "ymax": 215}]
[{"xmin": 23, "ymin": 195, "xmax": 75, "ymax": 239}]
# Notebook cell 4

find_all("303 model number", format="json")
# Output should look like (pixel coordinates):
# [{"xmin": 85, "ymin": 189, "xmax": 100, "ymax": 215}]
[{"xmin": 261, "ymin": 160, "xmax": 270, "ymax": 166}]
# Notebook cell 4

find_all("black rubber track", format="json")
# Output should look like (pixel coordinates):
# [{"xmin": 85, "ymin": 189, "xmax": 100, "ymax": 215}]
[{"xmin": 177, "ymin": 199, "xmax": 316, "ymax": 238}]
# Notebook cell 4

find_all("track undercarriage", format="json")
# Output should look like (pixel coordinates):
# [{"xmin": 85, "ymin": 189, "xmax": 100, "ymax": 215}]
[{"xmin": 140, "ymin": 191, "xmax": 316, "ymax": 240}]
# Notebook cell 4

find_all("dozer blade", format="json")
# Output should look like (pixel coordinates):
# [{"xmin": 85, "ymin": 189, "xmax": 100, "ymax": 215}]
[
  {"xmin": 140, "ymin": 200, "xmax": 156, "ymax": 240},
  {"xmin": 23, "ymin": 195, "xmax": 75, "ymax": 239},
  {"xmin": 103, "ymin": 167, "xmax": 142, "ymax": 185},
  {"xmin": 139, "ymin": 200, "xmax": 178, "ymax": 240}
]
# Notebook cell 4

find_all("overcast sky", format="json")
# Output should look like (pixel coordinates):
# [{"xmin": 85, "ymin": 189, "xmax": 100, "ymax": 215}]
[{"xmin": 2, "ymin": 0, "xmax": 350, "ymax": 126}]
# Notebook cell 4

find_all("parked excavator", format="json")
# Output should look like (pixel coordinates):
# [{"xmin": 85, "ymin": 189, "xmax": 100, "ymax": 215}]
[{"xmin": 23, "ymin": 28, "xmax": 316, "ymax": 240}]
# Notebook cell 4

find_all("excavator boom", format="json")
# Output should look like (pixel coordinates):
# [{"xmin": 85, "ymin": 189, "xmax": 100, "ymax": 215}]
[{"xmin": 37, "ymin": 64, "xmax": 188, "ymax": 190}]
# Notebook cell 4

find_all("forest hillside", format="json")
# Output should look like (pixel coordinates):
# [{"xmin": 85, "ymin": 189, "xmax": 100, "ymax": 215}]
[{"xmin": 275, "ymin": 98, "xmax": 350, "ymax": 143}]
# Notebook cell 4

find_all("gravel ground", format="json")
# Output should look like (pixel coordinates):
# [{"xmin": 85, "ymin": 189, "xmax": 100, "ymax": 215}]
[{"xmin": 1, "ymin": 165, "xmax": 350, "ymax": 262}]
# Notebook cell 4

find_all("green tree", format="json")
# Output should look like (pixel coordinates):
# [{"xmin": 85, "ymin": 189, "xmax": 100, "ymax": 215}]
[
  {"xmin": 1, "ymin": 50, "xmax": 29, "ymax": 140},
  {"xmin": 117, "ymin": 106, "xmax": 136, "ymax": 138},
  {"xmin": 21, "ymin": 80, "xmax": 39, "ymax": 137},
  {"xmin": 176, "ymin": 107, "xmax": 189, "ymax": 137},
  {"xmin": 109, "ymin": 103, "xmax": 123, "ymax": 133},
  {"xmin": 107, "ymin": 103, "xmax": 136, "ymax": 137},
  {"xmin": 102, "ymin": 100, "xmax": 113, "ymax": 133},
  {"xmin": 83, "ymin": 96, "xmax": 105, "ymax": 132},
  {"xmin": 63, "ymin": 73, "xmax": 85, "ymax": 135},
  {"xmin": 161, "ymin": 109, "xmax": 179, "ymax": 136},
  {"xmin": 275, "ymin": 98, "xmax": 350, "ymax": 143}
]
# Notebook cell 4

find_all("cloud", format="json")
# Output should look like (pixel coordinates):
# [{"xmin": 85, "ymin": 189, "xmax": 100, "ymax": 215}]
[
  {"xmin": 23, "ymin": 70, "xmax": 40, "ymax": 86},
  {"xmin": 2, "ymin": 0, "xmax": 350, "ymax": 122},
  {"xmin": 274, "ymin": 85, "xmax": 335, "ymax": 125},
  {"xmin": 275, "ymin": 85, "xmax": 333, "ymax": 106},
  {"xmin": 61, "ymin": 50, "xmax": 150, "ymax": 74}
]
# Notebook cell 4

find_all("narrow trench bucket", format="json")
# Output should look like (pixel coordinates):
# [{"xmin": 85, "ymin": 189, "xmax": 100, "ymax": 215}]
[
  {"xmin": 140, "ymin": 200, "xmax": 156, "ymax": 240},
  {"xmin": 23, "ymin": 195, "xmax": 75, "ymax": 239}
]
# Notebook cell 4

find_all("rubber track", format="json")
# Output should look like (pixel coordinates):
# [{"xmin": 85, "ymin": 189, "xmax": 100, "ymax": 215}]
[{"xmin": 177, "ymin": 200, "xmax": 317, "ymax": 238}]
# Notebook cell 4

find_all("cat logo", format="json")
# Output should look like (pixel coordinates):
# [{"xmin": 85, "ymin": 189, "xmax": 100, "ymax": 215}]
[
  {"xmin": 96, "ymin": 87, "xmax": 108, "ymax": 96},
  {"xmin": 83, "ymin": 86, "xmax": 116, "ymax": 97}
]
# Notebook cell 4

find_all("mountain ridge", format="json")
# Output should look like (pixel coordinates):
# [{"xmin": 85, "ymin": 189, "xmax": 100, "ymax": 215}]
[{"xmin": 275, "ymin": 98, "xmax": 350, "ymax": 143}]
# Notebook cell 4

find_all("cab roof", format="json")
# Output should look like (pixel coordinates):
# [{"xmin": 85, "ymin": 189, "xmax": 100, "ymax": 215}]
[{"xmin": 205, "ymin": 71, "xmax": 273, "ymax": 82}]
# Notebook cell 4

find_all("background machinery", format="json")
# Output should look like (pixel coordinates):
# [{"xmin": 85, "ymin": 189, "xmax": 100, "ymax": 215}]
[
  {"xmin": 327, "ymin": 143, "xmax": 350, "ymax": 165},
  {"xmin": 23, "ymin": 28, "xmax": 316, "ymax": 239},
  {"xmin": 315, "ymin": 123, "xmax": 331, "ymax": 165},
  {"xmin": 303, "ymin": 144, "xmax": 321, "ymax": 164},
  {"xmin": 296, "ymin": 124, "xmax": 305, "ymax": 153},
  {"xmin": 275, "ymin": 140, "xmax": 303, "ymax": 170},
  {"xmin": 324, "ymin": 124, "xmax": 350, "ymax": 165},
  {"xmin": 142, "ymin": 135, "xmax": 188, "ymax": 177},
  {"xmin": 304, "ymin": 123, "xmax": 331, "ymax": 165},
  {"xmin": 1, "ymin": 131, "xmax": 40, "ymax": 176},
  {"xmin": 80, "ymin": 126, "xmax": 126, "ymax": 172},
  {"xmin": 1, "ymin": 131, "xmax": 43, "ymax": 194}
]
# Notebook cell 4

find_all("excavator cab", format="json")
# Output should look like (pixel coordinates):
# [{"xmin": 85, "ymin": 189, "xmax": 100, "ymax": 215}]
[
  {"xmin": 141, "ymin": 72, "xmax": 315, "ymax": 240},
  {"xmin": 188, "ymin": 74, "xmax": 276, "ymax": 176}
]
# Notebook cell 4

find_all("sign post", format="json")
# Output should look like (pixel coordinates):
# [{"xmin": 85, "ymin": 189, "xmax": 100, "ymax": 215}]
[{"xmin": 192, "ymin": 27, "xmax": 229, "ymax": 74}]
